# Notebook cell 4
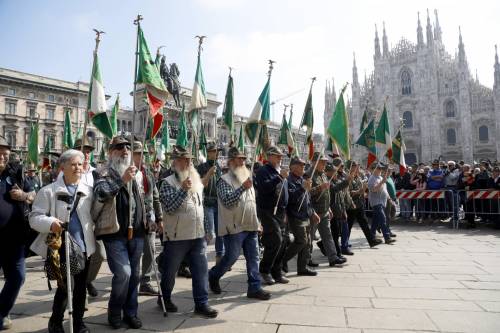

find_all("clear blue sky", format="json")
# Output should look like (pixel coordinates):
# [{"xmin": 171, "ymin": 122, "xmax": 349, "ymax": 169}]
[{"xmin": 2, "ymin": 0, "xmax": 499, "ymax": 133}]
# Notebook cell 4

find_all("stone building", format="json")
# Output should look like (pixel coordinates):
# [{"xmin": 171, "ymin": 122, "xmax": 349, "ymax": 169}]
[{"xmin": 325, "ymin": 10, "xmax": 500, "ymax": 164}]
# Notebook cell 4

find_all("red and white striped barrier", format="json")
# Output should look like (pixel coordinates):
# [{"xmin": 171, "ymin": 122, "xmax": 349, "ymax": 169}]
[
  {"xmin": 466, "ymin": 190, "xmax": 500, "ymax": 200},
  {"xmin": 396, "ymin": 190, "xmax": 446, "ymax": 199}
]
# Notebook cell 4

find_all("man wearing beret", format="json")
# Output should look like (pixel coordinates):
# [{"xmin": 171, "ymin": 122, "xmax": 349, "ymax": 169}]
[
  {"xmin": 283, "ymin": 156, "xmax": 319, "ymax": 276},
  {"xmin": 254, "ymin": 146, "xmax": 289, "ymax": 285},
  {"xmin": 209, "ymin": 147, "xmax": 271, "ymax": 300}
]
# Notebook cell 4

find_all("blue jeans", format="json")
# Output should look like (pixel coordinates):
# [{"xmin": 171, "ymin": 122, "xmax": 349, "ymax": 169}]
[
  {"xmin": 0, "ymin": 244, "xmax": 25, "ymax": 320},
  {"xmin": 339, "ymin": 219, "xmax": 350, "ymax": 251},
  {"xmin": 205, "ymin": 205, "xmax": 225, "ymax": 257},
  {"xmin": 370, "ymin": 204, "xmax": 391, "ymax": 239},
  {"xmin": 209, "ymin": 231, "xmax": 261, "ymax": 293},
  {"xmin": 103, "ymin": 237, "xmax": 144, "ymax": 317},
  {"xmin": 160, "ymin": 238, "xmax": 209, "ymax": 306}
]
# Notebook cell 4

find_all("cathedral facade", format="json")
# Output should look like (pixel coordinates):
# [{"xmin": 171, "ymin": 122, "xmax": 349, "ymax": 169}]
[{"xmin": 325, "ymin": 10, "xmax": 500, "ymax": 165}]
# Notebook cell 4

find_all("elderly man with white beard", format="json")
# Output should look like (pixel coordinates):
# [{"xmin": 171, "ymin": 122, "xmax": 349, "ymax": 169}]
[
  {"xmin": 92, "ymin": 136, "xmax": 147, "ymax": 329},
  {"xmin": 158, "ymin": 146, "xmax": 218, "ymax": 318},
  {"xmin": 208, "ymin": 147, "xmax": 271, "ymax": 300}
]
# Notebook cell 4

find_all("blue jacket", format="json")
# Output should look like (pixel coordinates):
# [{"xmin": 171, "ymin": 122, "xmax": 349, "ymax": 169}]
[
  {"xmin": 255, "ymin": 163, "xmax": 288, "ymax": 213},
  {"xmin": 427, "ymin": 169, "xmax": 444, "ymax": 190},
  {"xmin": 287, "ymin": 173, "xmax": 312, "ymax": 221}
]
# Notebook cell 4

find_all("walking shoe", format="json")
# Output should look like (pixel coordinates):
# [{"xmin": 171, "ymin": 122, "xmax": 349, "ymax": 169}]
[
  {"xmin": 194, "ymin": 304, "xmax": 218, "ymax": 318},
  {"xmin": 369, "ymin": 239, "xmax": 382, "ymax": 247},
  {"xmin": 123, "ymin": 315, "xmax": 142, "ymax": 329},
  {"xmin": 107, "ymin": 313, "xmax": 122, "ymax": 329},
  {"xmin": 385, "ymin": 238, "xmax": 396, "ymax": 244},
  {"xmin": 157, "ymin": 297, "xmax": 177, "ymax": 312},
  {"xmin": 273, "ymin": 275, "xmax": 290, "ymax": 284},
  {"xmin": 0, "ymin": 316, "xmax": 12, "ymax": 330},
  {"xmin": 139, "ymin": 283, "xmax": 159, "ymax": 296},
  {"xmin": 307, "ymin": 260, "xmax": 319, "ymax": 267},
  {"xmin": 341, "ymin": 249, "xmax": 354, "ymax": 256},
  {"xmin": 209, "ymin": 275, "xmax": 222, "ymax": 294},
  {"xmin": 329, "ymin": 256, "xmax": 346, "ymax": 266},
  {"xmin": 177, "ymin": 266, "xmax": 192, "ymax": 278},
  {"xmin": 282, "ymin": 260, "xmax": 289, "ymax": 273},
  {"xmin": 247, "ymin": 289, "xmax": 272, "ymax": 300},
  {"xmin": 73, "ymin": 321, "xmax": 90, "ymax": 333},
  {"xmin": 48, "ymin": 318, "xmax": 64, "ymax": 333},
  {"xmin": 260, "ymin": 273, "xmax": 275, "ymax": 285},
  {"xmin": 297, "ymin": 268, "xmax": 318, "ymax": 276},
  {"xmin": 86, "ymin": 282, "xmax": 98, "ymax": 297},
  {"xmin": 316, "ymin": 241, "xmax": 326, "ymax": 256},
  {"xmin": 390, "ymin": 232, "xmax": 397, "ymax": 238}
]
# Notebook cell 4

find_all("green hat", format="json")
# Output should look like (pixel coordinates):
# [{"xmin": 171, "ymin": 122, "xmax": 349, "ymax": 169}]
[
  {"xmin": 171, "ymin": 145, "xmax": 193, "ymax": 159},
  {"xmin": 266, "ymin": 145, "xmax": 285, "ymax": 156},
  {"xmin": 325, "ymin": 162, "xmax": 337, "ymax": 172},
  {"xmin": 312, "ymin": 151, "xmax": 328, "ymax": 161},
  {"xmin": 290, "ymin": 156, "xmax": 306, "ymax": 166},
  {"xmin": 332, "ymin": 157, "xmax": 343, "ymax": 167},
  {"xmin": 227, "ymin": 147, "xmax": 246, "ymax": 159},
  {"xmin": 73, "ymin": 138, "xmax": 95, "ymax": 151},
  {"xmin": 345, "ymin": 159, "xmax": 357, "ymax": 170}
]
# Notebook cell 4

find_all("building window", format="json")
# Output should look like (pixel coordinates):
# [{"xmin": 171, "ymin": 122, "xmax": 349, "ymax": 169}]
[
  {"xmin": 28, "ymin": 92, "xmax": 35, "ymax": 99},
  {"xmin": 27, "ymin": 104, "xmax": 36, "ymax": 118},
  {"xmin": 446, "ymin": 128, "xmax": 456, "ymax": 146},
  {"xmin": 117, "ymin": 120, "xmax": 121, "ymax": 132},
  {"xmin": 445, "ymin": 100, "xmax": 456, "ymax": 118},
  {"xmin": 48, "ymin": 94, "xmax": 55, "ymax": 102},
  {"xmin": 401, "ymin": 70, "xmax": 412, "ymax": 95},
  {"xmin": 72, "ymin": 98, "xmax": 78, "ymax": 105},
  {"xmin": 5, "ymin": 131, "xmax": 16, "ymax": 148},
  {"xmin": 128, "ymin": 121, "xmax": 132, "ymax": 132},
  {"xmin": 479, "ymin": 125, "xmax": 489, "ymax": 142},
  {"xmin": 6, "ymin": 102, "xmax": 16, "ymax": 115},
  {"xmin": 7, "ymin": 88, "xmax": 16, "ymax": 96},
  {"xmin": 47, "ymin": 107, "xmax": 55, "ymax": 120},
  {"xmin": 403, "ymin": 111, "xmax": 413, "ymax": 128}
]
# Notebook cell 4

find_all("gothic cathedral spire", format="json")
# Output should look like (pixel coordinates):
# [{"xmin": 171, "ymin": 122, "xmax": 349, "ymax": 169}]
[
  {"xmin": 458, "ymin": 26, "xmax": 466, "ymax": 66},
  {"xmin": 382, "ymin": 22, "xmax": 389, "ymax": 57},
  {"xmin": 374, "ymin": 24, "xmax": 381, "ymax": 60},
  {"xmin": 494, "ymin": 45, "xmax": 500, "ymax": 90},
  {"xmin": 426, "ymin": 9, "xmax": 433, "ymax": 47},
  {"xmin": 434, "ymin": 9, "xmax": 442, "ymax": 42},
  {"xmin": 417, "ymin": 12, "xmax": 424, "ymax": 49},
  {"xmin": 353, "ymin": 52, "xmax": 359, "ymax": 88}
]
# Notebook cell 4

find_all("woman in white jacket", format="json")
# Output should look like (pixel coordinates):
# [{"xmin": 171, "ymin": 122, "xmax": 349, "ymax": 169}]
[{"xmin": 29, "ymin": 149, "xmax": 96, "ymax": 333}]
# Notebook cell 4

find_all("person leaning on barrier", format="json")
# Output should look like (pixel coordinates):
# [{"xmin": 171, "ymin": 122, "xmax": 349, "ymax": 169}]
[
  {"xmin": 158, "ymin": 145, "xmax": 218, "ymax": 318},
  {"xmin": 29, "ymin": 149, "xmax": 96, "ymax": 333},
  {"xmin": 457, "ymin": 164, "xmax": 476, "ymax": 228},
  {"xmin": 367, "ymin": 163, "xmax": 396, "ymax": 244},
  {"xmin": 0, "ymin": 136, "xmax": 36, "ymax": 331},
  {"xmin": 91, "ymin": 136, "xmax": 147, "ymax": 329},
  {"xmin": 209, "ymin": 146, "xmax": 272, "ymax": 300},
  {"xmin": 283, "ymin": 156, "xmax": 320, "ymax": 276}
]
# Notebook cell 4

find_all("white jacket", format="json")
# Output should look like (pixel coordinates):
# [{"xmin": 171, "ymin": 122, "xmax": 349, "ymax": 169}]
[{"xmin": 29, "ymin": 173, "xmax": 96, "ymax": 258}]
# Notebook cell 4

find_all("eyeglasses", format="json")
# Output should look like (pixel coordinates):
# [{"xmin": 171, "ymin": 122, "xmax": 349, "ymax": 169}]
[{"xmin": 113, "ymin": 143, "xmax": 131, "ymax": 150}]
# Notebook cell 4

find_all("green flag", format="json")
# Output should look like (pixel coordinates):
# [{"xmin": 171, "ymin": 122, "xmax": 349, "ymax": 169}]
[
  {"xmin": 356, "ymin": 118, "xmax": 377, "ymax": 168},
  {"xmin": 222, "ymin": 72, "xmax": 234, "ymax": 143},
  {"xmin": 327, "ymin": 86, "xmax": 350, "ymax": 159},
  {"xmin": 63, "ymin": 108, "xmax": 74, "ymax": 149},
  {"xmin": 176, "ymin": 104, "xmax": 189, "ymax": 149},
  {"xmin": 42, "ymin": 135, "xmax": 51, "ymax": 170},
  {"xmin": 160, "ymin": 118, "xmax": 170, "ymax": 154},
  {"xmin": 391, "ymin": 129, "xmax": 407, "ymax": 175},
  {"xmin": 237, "ymin": 123, "xmax": 245, "ymax": 151},
  {"xmin": 199, "ymin": 123, "xmax": 208, "ymax": 158},
  {"xmin": 375, "ymin": 104, "xmax": 393, "ymax": 159},
  {"xmin": 137, "ymin": 26, "xmax": 169, "ymax": 138},
  {"xmin": 300, "ymin": 87, "xmax": 314, "ymax": 159},
  {"xmin": 245, "ymin": 78, "xmax": 271, "ymax": 144},
  {"xmin": 190, "ymin": 53, "xmax": 207, "ymax": 111},
  {"xmin": 87, "ymin": 51, "xmax": 113, "ymax": 139},
  {"xmin": 191, "ymin": 135, "xmax": 199, "ymax": 163},
  {"xmin": 74, "ymin": 122, "xmax": 82, "ymax": 141},
  {"xmin": 360, "ymin": 107, "xmax": 368, "ymax": 133},
  {"xmin": 110, "ymin": 95, "xmax": 119, "ymax": 136},
  {"xmin": 27, "ymin": 121, "xmax": 39, "ymax": 166},
  {"xmin": 278, "ymin": 111, "xmax": 295, "ymax": 155},
  {"xmin": 98, "ymin": 142, "xmax": 106, "ymax": 162}
]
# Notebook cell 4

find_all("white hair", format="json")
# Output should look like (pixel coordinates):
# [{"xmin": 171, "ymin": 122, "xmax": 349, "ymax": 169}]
[{"xmin": 59, "ymin": 149, "xmax": 84, "ymax": 165}]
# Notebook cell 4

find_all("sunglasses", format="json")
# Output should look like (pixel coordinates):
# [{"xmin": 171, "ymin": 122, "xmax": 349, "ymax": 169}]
[{"xmin": 113, "ymin": 143, "xmax": 131, "ymax": 150}]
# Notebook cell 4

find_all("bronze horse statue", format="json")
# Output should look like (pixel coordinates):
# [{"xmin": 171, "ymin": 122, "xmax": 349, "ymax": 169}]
[{"xmin": 160, "ymin": 56, "xmax": 181, "ymax": 107}]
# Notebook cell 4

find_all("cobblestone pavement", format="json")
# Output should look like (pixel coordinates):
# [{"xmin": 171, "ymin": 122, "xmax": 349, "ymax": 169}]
[{"xmin": 3, "ymin": 223, "xmax": 500, "ymax": 333}]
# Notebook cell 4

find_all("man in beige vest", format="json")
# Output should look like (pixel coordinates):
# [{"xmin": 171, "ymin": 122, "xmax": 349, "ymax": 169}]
[
  {"xmin": 158, "ymin": 146, "xmax": 218, "ymax": 318},
  {"xmin": 208, "ymin": 147, "xmax": 271, "ymax": 300}
]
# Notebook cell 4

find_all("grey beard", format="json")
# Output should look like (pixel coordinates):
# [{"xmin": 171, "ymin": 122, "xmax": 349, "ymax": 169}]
[
  {"xmin": 109, "ymin": 155, "xmax": 131, "ymax": 177},
  {"xmin": 175, "ymin": 164, "xmax": 203, "ymax": 193},
  {"xmin": 230, "ymin": 165, "xmax": 251, "ymax": 184}
]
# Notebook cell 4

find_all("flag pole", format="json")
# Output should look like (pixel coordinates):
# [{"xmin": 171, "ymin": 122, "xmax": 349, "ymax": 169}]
[
  {"xmin": 241, "ymin": 60, "xmax": 274, "ymax": 224},
  {"xmin": 298, "ymin": 144, "xmax": 324, "ymax": 211},
  {"xmin": 128, "ymin": 14, "xmax": 143, "ymax": 241},
  {"xmin": 82, "ymin": 29, "xmax": 105, "ymax": 153}
]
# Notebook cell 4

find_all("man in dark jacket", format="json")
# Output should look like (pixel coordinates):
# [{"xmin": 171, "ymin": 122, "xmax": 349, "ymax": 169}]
[
  {"xmin": 92, "ymin": 136, "xmax": 146, "ymax": 329},
  {"xmin": 0, "ymin": 137, "xmax": 35, "ymax": 330},
  {"xmin": 283, "ymin": 157, "xmax": 319, "ymax": 276},
  {"xmin": 255, "ymin": 146, "xmax": 289, "ymax": 285}
]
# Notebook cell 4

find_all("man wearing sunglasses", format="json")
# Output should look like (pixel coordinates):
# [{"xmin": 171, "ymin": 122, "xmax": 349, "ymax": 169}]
[{"xmin": 92, "ymin": 136, "xmax": 147, "ymax": 329}]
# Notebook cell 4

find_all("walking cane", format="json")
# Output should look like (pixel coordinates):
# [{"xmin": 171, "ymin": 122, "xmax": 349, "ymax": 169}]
[
  {"xmin": 150, "ymin": 235, "xmax": 167, "ymax": 317},
  {"xmin": 64, "ymin": 205, "xmax": 74, "ymax": 333}
]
